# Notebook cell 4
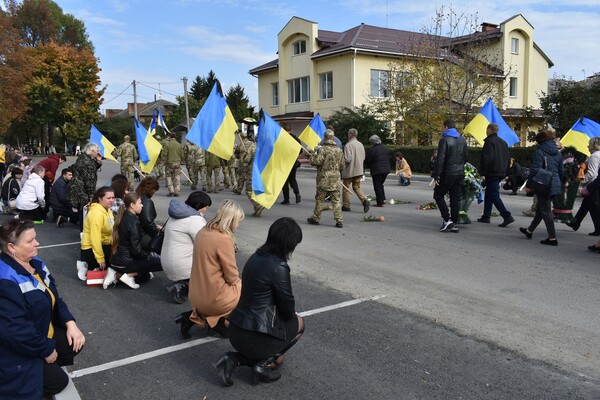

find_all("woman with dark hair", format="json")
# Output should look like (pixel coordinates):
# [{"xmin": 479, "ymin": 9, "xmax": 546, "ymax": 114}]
[
  {"xmin": 0, "ymin": 220, "xmax": 85, "ymax": 398},
  {"xmin": 77, "ymin": 187, "xmax": 115, "ymax": 281},
  {"xmin": 520, "ymin": 129, "xmax": 563, "ymax": 245},
  {"xmin": 104, "ymin": 193, "xmax": 162, "ymax": 289},
  {"xmin": 365, "ymin": 135, "xmax": 390, "ymax": 207},
  {"xmin": 214, "ymin": 217, "xmax": 305, "ymax": 386},
  {"xmin": 162, "ymin": 191, "xmax": 212, "ymax": 303},
  {"xmin": 110, "ymin": 174, "xmax": 129, "ymax": 216},
  {"xmin": 135, "ymin": 176, "xmax": 161, "ymax": 248}
]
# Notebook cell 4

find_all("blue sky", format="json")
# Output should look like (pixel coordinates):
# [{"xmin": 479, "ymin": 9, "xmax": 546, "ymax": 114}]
[{"xmin": 56, "ymin": 0, "xmax": 599, "ymax": 115}]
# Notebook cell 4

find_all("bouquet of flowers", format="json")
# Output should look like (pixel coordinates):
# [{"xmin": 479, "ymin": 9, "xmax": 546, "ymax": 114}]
[
  {"xmin": 363, "ymin": 214, "xmax": 385, "ymax": 222},
  {"xmin": 463, "ymin": 162, "xmax": 484, "ymax": 204}
]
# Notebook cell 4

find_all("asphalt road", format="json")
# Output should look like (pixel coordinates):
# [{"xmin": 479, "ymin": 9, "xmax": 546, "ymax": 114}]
[{"xmin": 9, "ymin": 156, "xmax": 600, "ymax": 399}]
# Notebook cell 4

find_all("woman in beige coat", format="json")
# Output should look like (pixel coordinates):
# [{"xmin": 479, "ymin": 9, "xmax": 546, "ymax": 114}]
[{"xmin": 176, "ymin": 199, "xmax": 244, "ymax": 338}]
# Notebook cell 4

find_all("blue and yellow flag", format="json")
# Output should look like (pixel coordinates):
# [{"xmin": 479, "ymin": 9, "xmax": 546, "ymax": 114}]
[
  {"xmin": 560, "ymin": 117, "xmax": 600, "ymax": 156},
  {"xmin": 134, "ymin": 117, "xmax": 162, "ymax": 173},
  {"xmin": 463, "ymin": 98, "xmax": 520, "ymax": 146},
  {"xmin": 157, "ymin": 109, "xmax": 170, "ymax": 133},
  {"xmin": 298, "ymin": 113, "xmax": 326, "ymax": 150},
  {"xmin": 187, "ymin": 81, "xmax": 237, "ymax": 160},
  {"xmin": 89, "ymin": 124, "xmax": 117, "ymax": 162},
  {"xmin": 148, "ymin": 110, "xmax": 158, "ymax": 137},
  {"xmin": 252, "ymin": 110, "xmax": 302, "ymax": 209}
]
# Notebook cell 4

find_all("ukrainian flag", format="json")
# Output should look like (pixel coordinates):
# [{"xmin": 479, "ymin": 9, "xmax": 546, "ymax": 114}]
[
  {"xmin": 561, "ymin": 117, "xmax": 600, "ymax": 156},
  {"xmin": 157, "ymin": 109, "xmax": 170, "ymax": 133},
  {"xmin": 298, "ymin": 113, "xmax": 326, "ymax": 150},
  {"xmin": 89, "ymin": 124, "xmax": 117, "ymax": 162},
  {"xmin": 186, "ymin": 81, "xmax": 237, "ymax": 160},
  {"xmin": 134, "ymin": 117, "xmax": 162, "ymax": 173},
  {"xmin": 252, "ymin": 110, "xmax": 302, "ymax": 209},
  {"xmin": 148, "ymin": 110, "xmax": 158, "ymax": 137},
  {"xmin": 463, "ymin": 98, "xmax": 520, "ymax": 146}
]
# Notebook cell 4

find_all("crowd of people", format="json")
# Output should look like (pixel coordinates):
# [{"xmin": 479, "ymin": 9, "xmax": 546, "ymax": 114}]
[{"xmin": 3, "ymin": 120, "xmax": 600, "ymax": 397}]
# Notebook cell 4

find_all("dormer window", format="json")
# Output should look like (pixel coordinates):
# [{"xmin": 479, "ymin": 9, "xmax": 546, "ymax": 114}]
[{"xmin": 293, "ymin": 40, "xmax": 306, "ymax": 55}]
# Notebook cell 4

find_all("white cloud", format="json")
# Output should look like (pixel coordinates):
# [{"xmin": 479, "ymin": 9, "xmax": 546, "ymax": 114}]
[
  {"xmin": 71, "ymin": 9, "xmax": 124, "ymax": 27},
  {"xmin": 108, "ymin": 0, "xmax": 131, "ymax": 13}
]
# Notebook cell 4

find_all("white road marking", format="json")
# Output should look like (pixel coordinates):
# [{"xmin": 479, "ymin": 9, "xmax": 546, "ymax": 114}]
[
  {"xmin": 38, "ymin": 242, "xmax": 81, "ymax": 249},
  {"xmin": 68, "ymin": 294, "xmax": 385, "ymax": 379}
]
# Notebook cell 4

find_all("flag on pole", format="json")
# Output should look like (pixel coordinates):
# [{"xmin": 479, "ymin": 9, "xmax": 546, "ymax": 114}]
[
  {"xmin": 186, "ymin": 81, "xmax": 237, "ymax": 160},
  {"xmin": 298, "ymin": 113, "xmax": 326, "ymax": 150},
  {"xmin": 148, "ymin": 110, "xmax": 158, "ymax": 137},
  {"xmin": 134, "ymin": 117, "xmax": 162, "ymax": 173},
  {"xmin": 157, "ymin": 108, "xmax": 170, "ymax": 133},
  {"xmin": 463, "ymin": 98, "xmax": 520, "ymax": 146},
  {"xmin": 89, "ymin": 124, "xmax": 117, "ymax": 162},
  {"xmin": 251, "ymin": 109, "xmax": 302, "ymax": 209},
  {"xmin": 560, "ymin": 117, "xmax": 600, "ymax": 156}
]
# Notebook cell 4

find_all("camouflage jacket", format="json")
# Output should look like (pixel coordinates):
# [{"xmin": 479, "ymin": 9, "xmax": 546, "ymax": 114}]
[
  {"xmin": 114, "ymin": 142, "xmax": 138, "ymax": 166},
  {"xmin": 242, "ymin": 141, "xmax": 256, "ymax": 165},
  {"xmin": 68, "ymin": 153, "xmax": 101, "ymax": 208},
  {"xmin": 311, "ymin": 142, "xmax": 344, "ymax": 191},
  {"xmin": 237, "ymin": 139, "xmax": 253, "ymax": 165},
  {"xmin": 205, "ymin": 151, "xmax": 222, "ymax": 167},
  {"xmin": 183, "ymin": 142, "xmax": 205, "ymax": 166}
]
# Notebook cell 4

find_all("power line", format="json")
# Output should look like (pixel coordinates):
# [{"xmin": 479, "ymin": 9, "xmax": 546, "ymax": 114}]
[
  {"xmin": 136, "ymin": 82, "xmax": 181, "ymax": 97},
  {"xmin": 102, "ymin": 83, "xmax": 133, "ymax": 104}
]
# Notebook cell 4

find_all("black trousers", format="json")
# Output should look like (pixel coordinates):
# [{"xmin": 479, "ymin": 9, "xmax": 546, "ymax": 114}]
[
  {"xmin": 112, "ymin": 256, "xmax": 162, "ymax": 275},
  {"xmin": 282, "ymin": 164, "xmax": 300, "ymax": 201},
  {"xmin": 229, "ymin": 317, "xmax": 300, "ymax": 361},
  {"xmin": 18, "ymin": 206, "xmax": 47, "ymax": 222},
  {"xmin": 433, "ymin": 174, "xmax": 463, "ymax": 223},
  {"xmin": 43, "ymin": 325, "xmax": 81, "ymax": 396},
  {"xmin": 81, "ymin": 245, "xmax": 112, "ymax": 270},
  {"xmin": 371, "ymin": 173, "xmax": 388, "ymax": 206},
  {"xmin": 574, "ymin": 190, "xmax": 600, "ymax": 232}
]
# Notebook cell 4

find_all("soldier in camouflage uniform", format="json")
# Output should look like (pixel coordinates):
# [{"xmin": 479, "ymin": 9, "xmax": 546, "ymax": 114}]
[
  {"xmin": 240, "ymin": 136, "xmax": 265, "ymax": 216},
  {"xmin": 114, "ymin": 135, "xmax": 138, "ymax": 190},
  {"xmin": 226, "ymin": 151, "xmax": 238, "ymax": 190},
  {"xmin": 220, "ymin": 157, "xmax": 231, "ymax": 189},
  {"xmin": 153, "ymin": 134, "xmax": 167, "ymax": 180},
  {"xmin": 233, "ymin": 130, "xmax": 252, "ymax": 195},
  {"xmin": 205, "ymin": 151, "xmax": 222, "ymax": 193},
  {"xmin": 183, "ymin": 141, "xmax": 202, "ymax": 190},
  {"xmin": 69, "ymin": 143, "xmax": 103, "ymax": 230},
  {"xmin": 162, "ymin": 133, "xmax": 183, "ymax": 196},
  {"xmin": 307, "ymin": 129, "xmax": 345, "ymax": 228}
]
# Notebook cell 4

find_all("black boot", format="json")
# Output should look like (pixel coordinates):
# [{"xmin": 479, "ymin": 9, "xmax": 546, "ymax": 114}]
[
  {"xmin": 251, "ymin": 358, "xmax": 281, "ymax": 385},
  {"xmin": 295, "ymin": 193, "xmax": 301, "ymax": 203},
  {"xmin": 213, "ymin": 352, "xmax": 241, "ymax": 387},
  {"xmin": 175, "ymin": 310, "xmax": 194, "ymax": 339}
]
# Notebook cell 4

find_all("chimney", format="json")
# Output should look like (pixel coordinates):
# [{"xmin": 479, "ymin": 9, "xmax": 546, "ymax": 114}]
[
  {"xmin": 127, "ymin": 103, "xmax": 135, "ymax": 115},
  {"xmin": 481, "ymin": 23, "xmax": 498, "ymax": 32}
]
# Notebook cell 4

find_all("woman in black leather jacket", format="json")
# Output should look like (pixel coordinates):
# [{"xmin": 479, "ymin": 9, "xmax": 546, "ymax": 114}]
[
  {"xmin": 104, "ymin": 193, "xmax": 162, "ymax": 289},
  {"xmin": 214, "ymin": 217, "xmax": 304, "ymax": 386},
  {"xmin": 135, "ymin": 177, "xmax": 161, "ymax": 248}
]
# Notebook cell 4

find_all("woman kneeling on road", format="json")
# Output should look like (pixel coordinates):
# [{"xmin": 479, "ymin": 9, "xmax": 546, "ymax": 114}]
[
  {"xmin": 214, "ymin": 217, "xmax": 305, "ymax": 386},
  {"xmin": 104, "ymin": 192, "xmax": 162, "ymax": 289}
]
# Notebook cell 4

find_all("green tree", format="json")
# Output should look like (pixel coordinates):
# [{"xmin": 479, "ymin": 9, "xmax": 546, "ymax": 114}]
[
  {"xmin": 225, "ymin": 83, "xmax": 251, "ymax": 121},
  {"xmin": 326, "ymin": 105, "xmax": 390, "ymax": 145},
  {"xmin": 166, "ymin": 95, "xmax": 205, "ymax": 128},
  {"xmin": 189, "ymin": 70, "xmax": 218, "ymax": 101}
]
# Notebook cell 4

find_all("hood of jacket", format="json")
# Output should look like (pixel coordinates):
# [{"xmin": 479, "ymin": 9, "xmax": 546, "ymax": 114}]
[
  {"xmin": 539, "ymin": 139, "xmax": 560, "ymax": 156},
  {"xmin": 168, "ymin": 199, "xmax": 199, "ymax": 219},
  {"xmin": 443, "ymin": 128, "xmax": 460, "ymax": 138}
]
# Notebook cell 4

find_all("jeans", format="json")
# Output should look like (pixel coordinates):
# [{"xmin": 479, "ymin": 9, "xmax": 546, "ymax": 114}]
[
  {"xmin": 433, "ymin": 174, "xmax": 463, "ymax": 223},
  {"xmin": 528, "ymin": 194, "xmax": 556, "ymax": 238},
  {"xmin": 398, "ymin": 173, "xmax": 409, "ymax": 185},
  {"xmin": 483, "ymin": 176, "xmax": 511, "ymax": 219}
]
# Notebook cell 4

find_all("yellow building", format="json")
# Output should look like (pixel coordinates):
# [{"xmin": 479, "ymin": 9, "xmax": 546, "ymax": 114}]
[{"xmin": 249, "ymin": 15, "xmax": 553, "ymax": 142}]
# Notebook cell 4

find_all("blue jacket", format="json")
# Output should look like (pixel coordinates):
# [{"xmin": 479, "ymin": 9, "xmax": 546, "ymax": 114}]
[
  {"xmin": 0, "ymin": 253, "xmax": 75, "ymax": 400},
  {"xmin": 49, "ymin": 175, "xmax": 71, "ymax": 213},
  {"xmin": 527, "ymin": 139, "xmax": 563, "ymax": 196}
]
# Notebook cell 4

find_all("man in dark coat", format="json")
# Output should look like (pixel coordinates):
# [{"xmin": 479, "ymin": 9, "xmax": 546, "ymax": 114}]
[
  {"xmin": 49, "ymin": 167, "xmax": 78, "ymax": 226},
  {"xmin": 478, "ymin": 123, "xmax": 514, "ymax": 227},
  {"xmin": 365, "ymin": 134, "xmax": 390, "ymax": 207},
  {"xmin": 433, "ymin": 120, "xmax": 468, "ymax": 233}
]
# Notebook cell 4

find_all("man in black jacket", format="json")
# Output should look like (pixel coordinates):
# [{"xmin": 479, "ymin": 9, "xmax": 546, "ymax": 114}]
[
  {"xmin": 49, "ymin": 167, "xmax": 78, "ymax": 226},
  {"xmin": 478, "ymin": 123, "xmax": 514, "ymax": 227},
  {"xmin": 433, "ymin": 120, "xmax": 468, "ymax": 232}
]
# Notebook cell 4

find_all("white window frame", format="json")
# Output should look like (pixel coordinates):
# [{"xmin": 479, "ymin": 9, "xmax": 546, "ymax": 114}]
[
  {"xmin": 371, "ymin": 69, "xmax": 389, "ymax": 98},
  {"xmin": 509, "ymin": 77, "xmax": 517, "ymax": 98},
  {"xmin": 288, "ymin": 76, "xmax": 310, "ymax": 103},
  {"xmin": 271, "ymin": 82, "xmax": 279, "ymax": 106},
  {"xmin": 319, "ymin": 72, "xmax": 333, "ymax": 100},
  {"xmin": 511, "ymin": 38, "xmax": 519, "ymax": 55},
  {"xmin": 293, "ymin": 40, "xmax": 306, "ymax": 55}
]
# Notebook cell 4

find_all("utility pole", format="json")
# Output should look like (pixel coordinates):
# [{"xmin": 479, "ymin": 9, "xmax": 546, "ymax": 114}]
[
  {"xmin": 133, "ymin": 80, "xmax": 139, "ymax": 120},
  {"xmin": 183, "ymin": 77, "xmax": 190, "ymax": 132}
]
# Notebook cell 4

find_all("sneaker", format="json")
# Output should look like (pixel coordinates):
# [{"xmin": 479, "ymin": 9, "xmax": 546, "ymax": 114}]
[
  {"xmin": 307, "ymin": 217, "xmax": 320, "ymax": 225},
  {"xmin": 102, "ymin": 268, "xmax": 118, "ymax": 289},
  {"xmin": 335, "ymin": 222, "xmax": 343, "ymax": 228},
  {"xmin": 76, "ymin": 261, "xmax": 88, "ymax": 281},
  {"xmin": 362, "ymin": 199, "xmax": 370, "ymax": 213},
  {"xmin": 440, "ymin": 220, "xmax": 454, "ymax": 232},
  {"xmin": 119, "ymin": 273, "xmax": 140, "ymax": 289},
  {"xmin": 476, "ymin": 217, "xmax": 490, "ymax": 223},
  {"xmin": 498, "ymin": 216, "xmax": 515, "ymax": 227},
  {"xmin": 33, "ymin": 220, "xmax": 44, "ymax": 225},
  {"xmin": 450, "ymin": 225, "xmax": 459, "ymax": 233},
  {"xmin": 540, "ymin": 238, "xmax": 558, "ymax": 246}
]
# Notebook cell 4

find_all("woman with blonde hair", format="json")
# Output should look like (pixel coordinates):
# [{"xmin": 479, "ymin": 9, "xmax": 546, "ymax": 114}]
[{"xmin": 176, "ymin": 199, "xmax": 244, "ymax": 338}]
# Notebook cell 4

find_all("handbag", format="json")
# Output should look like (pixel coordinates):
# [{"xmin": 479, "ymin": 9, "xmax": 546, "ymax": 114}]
[
  {"xmin": 148, "ymin": 219, "xmax": 168, "ymax": 254},
  {"xmin": 86, "ymin": 269, "xmax": 107, "ymax": 287},
  {"xmin": 530, "ymin": 156, "xmax": 552, "ymax": 196}
]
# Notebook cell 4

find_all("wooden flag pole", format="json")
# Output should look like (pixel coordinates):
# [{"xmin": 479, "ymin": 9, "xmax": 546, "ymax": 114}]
[
  {"xmin": 180, "ymin": 168, "xmax": 193, "ymax": 184},
  {"xmin": 133, "ymin": 164, "xmax": 146, "ymax": 179}
]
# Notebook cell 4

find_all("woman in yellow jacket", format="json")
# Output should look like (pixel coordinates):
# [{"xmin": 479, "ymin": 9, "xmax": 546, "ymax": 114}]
[{"xmin": 77, "ymin": 187, "xmax": 115, "ymax": 280}]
